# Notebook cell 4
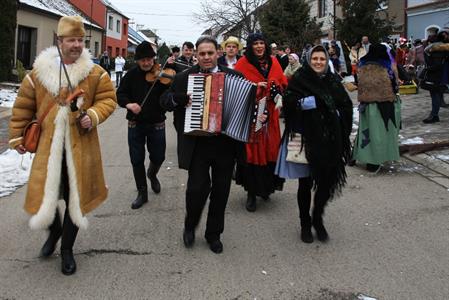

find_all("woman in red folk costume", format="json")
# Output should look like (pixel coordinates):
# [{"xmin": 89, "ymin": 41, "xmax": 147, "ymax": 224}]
[{"xmin": 234, "ymin": 33, "xmax": 288, "ymax": 212}]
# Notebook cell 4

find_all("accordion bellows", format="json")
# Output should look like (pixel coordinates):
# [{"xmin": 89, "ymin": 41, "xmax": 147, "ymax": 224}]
[{"xmin": 184, "ymin": 72, "xmax": 259, "ymax": 142}]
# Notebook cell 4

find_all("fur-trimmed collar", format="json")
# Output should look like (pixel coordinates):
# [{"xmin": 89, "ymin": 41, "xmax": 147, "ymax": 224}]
[{"xmin": 33, "ymin": 47, "xmax": 94, "ymax": 96}]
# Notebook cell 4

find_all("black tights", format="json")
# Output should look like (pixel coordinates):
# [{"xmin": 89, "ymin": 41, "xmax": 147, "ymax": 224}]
[{"xmin": 297, "ymin": 177, "xmax": 330, "ymax": 227}]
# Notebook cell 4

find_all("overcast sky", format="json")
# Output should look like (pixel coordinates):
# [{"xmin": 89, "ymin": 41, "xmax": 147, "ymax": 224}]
[{"xmin": 109, "ymin": 0, "xmax": 208, "ymax": 46}]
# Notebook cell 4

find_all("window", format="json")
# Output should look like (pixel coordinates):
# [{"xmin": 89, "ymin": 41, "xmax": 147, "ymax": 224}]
[
  {"xmin": 318, "ymin": 0, "xmax": 327, "ymax": 18},
  {"xmin": 108, "ymin": 16, "xmax": 113, "ymax": 30},
  {"xmin": 85, "ymin": 40, "xmax": 90, "ymax": 49},
  {"xmin": 122, "ymin": 48, "xmax": 126, "ymax": 57},
  {"xmin": 116, "ymin": 20, "xmax": 121, "ymax": 33},
  {"xmin": 94, "ymin": 42, "xmax": 99, "ymax": 58},
  {"xmin": 116, "ymin": 47, "xmax": 119, "ymax": 56}
]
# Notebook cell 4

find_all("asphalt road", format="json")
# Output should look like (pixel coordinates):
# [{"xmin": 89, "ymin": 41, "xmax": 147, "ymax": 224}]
[{"xmin": 0, "ymin": 108, "xmax": 448, "ymax": 300}]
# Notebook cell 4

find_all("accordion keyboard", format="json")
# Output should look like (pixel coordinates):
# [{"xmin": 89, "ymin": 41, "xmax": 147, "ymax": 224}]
[{"xmin": 184, "ymin": 75, "xmax": 205, "ymax": 133}]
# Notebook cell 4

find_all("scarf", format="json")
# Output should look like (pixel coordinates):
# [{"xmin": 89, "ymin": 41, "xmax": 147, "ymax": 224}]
[{"xmin": 284, "ymin": 63, "xmax": 353, "ymax": 198}]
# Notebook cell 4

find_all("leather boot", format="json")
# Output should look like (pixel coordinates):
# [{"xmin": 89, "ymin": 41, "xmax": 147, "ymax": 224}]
[
  {"xmin": 132, "ymin": 165, "xmax": 148, "ymax": 209},
  {"xmin": 131, "ymin": 187, "xmax": 148, "ymax": 209},
  {"xmin": 41, "ymin": 211, "xmax": 62, "ymax": 257},
  {"xmin": 245, "ymin": 193, "xmax": 257, "ymax": 212},
  {"xmin": 61, "ymin": 249, "xmax": 77, "ymax": 275},
  {"xmin": 147, "ymin": 162, "xmax": 162, "ymax": 194}
]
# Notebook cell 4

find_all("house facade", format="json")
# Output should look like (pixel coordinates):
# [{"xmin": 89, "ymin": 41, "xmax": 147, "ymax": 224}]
[
  {"xmin": 407, "ymin": 0, "xmax": 449, "ymax": 40},
  {"xmin": 16, "ymin": 0, "xmax": 103, "ymax": 69}
]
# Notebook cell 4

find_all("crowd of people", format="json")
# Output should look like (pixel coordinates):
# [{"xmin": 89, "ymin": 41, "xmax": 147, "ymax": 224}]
[{"xmin": 7, "ymin": 15, "xmax": 449, "ymax": 276}]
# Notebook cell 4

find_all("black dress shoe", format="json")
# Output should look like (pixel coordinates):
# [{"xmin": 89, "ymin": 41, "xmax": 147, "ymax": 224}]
[
  {"xmin": 40, "ymin": 232, "xmax": 61, "ymax": 257},
  {"xmin": 245, "ymin": 194, "xmax": 256, "ymax": 212},
  {"xmin": 183, "ymin": 229, "xmax": 195, "ymax": 248},
  {"xmin": 131, "ymin": 188, "xmax": 148, "ymax": 209},
  {"xmin": 422, "ymin": 115, "xmax": 440, "ymax": 124},
  {"xmin": 300, "ymin": 227, "xmax": 314, "ymax": 244},
  {"xmin": 207, "ymin": 240, "xmax": 223, "ymax": 254},
  {"xmin": 61, "ymin": 249, "xmax": 77, "ymax": 275}
]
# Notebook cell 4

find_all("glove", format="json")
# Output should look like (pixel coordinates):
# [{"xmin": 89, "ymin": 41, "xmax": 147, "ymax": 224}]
[{"xmin": 173, "ymin": 93, "xmax": 190, "ymax": 106}]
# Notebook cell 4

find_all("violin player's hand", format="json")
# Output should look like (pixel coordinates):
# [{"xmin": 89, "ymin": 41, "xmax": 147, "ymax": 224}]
[{"xmin": 126, "ymin": 103, "xmax": 142, "ymax": 114}]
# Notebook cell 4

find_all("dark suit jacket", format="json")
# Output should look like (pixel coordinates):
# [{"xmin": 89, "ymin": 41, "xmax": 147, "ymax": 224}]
[{"xmin": 160, "ymin": 64, "xmax": 245, "ymax": 170}]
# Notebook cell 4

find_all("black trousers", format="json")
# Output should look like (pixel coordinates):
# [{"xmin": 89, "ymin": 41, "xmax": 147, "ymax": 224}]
[
  {"xmin": 184, "ymin": 135, "xmax": 236, "ymax": 242},
  {"xmin": 48, "ymin": 155, "xmax": 79, "ymax": 250}
]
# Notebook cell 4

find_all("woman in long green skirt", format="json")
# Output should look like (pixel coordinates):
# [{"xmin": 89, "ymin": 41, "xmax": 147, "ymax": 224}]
[{"xmin": 352, "ymin": 43, "xmax": 401, "ymax": 172}]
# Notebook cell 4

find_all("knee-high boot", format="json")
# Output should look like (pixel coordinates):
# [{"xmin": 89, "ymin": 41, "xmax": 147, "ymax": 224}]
[
  {"xmin": 312, "ymin": 184, "xmax": 330, "ymax": 242},
  {"xmin": 41, "ymin": 210, "xmax": 62, "ymax": 257},
  {"xmin": 147, "ymin": 162, "xmax": 162, "ymax": 194},
  {"xmin": 132, "ymin": 165, "xmax": 148, "ymax": 209},
  {"xmin": 61, "ymin": 206, "xmax": 79, "ymax": 275},
  {"xmin": 298, "ymin": 177, "xmax": 313, "ymax": 243}
]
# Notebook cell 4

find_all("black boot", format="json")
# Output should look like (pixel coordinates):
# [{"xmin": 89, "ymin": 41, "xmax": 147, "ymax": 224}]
[
  {"xmin": 131, "ymin": 165, "xmax": 148, "ymax": 209},
  {"xmin": 41, "ymin": 211, "xmax": 62, "ymax": 257},
  {"xmin": 131, "ymin": 187, "xmax": 148, "ymax": 209},
  {"xmin": 147, "ymin": 162, "xmax": 162, "ymax": 194},
  {"xmin": 312, "ymin": 184, "xmax": 329, "ymax": 242},
  {"xmin": 298, "ymin": 178, "xmax": 313, "ymax": 243},
  {"xmin": 245, "ymin": 193, "xmax": 256, "ymax": 212},
  {"xmin": 61, "ymin": 249, "xmax": 76, "ymax": 275}
]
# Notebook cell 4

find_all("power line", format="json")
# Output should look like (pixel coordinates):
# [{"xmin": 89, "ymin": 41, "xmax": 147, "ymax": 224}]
[{"xmin": 124, "ymin": 11, "xmax": 191, "ymax": 17}]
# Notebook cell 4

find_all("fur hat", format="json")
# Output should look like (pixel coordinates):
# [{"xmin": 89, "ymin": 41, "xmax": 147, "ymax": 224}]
[
  {"xmin": 57, "ymin": 16, "xmax": 85, "ymax": 37},
  {"xmin": 135, "ymin": 41, "xmax": 156, "ymax": 60},
  {"xmin": 221, "ymin": 36, "xmax": 243, "ymax": 50}
]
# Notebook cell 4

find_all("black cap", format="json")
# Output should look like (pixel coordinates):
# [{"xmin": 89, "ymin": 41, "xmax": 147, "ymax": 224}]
[{"xmin": 135, "ymin": 41, "xmax": 156, "ymax": 60}]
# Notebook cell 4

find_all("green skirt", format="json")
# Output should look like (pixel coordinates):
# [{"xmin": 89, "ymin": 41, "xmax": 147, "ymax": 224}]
[{"xmin": 353, "ymin": 97, "xmax": 401, "ymax": 165}]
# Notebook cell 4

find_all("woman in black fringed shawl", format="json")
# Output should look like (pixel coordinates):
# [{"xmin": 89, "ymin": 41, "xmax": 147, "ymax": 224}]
[{"xmin": 275, "ymin": 45, "xmax": 353, "ymax": 243}]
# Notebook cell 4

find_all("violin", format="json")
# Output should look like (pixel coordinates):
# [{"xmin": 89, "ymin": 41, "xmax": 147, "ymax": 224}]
[{"xmin": 145, "ymin": 63, "xmax": 176, "ymax": 85}]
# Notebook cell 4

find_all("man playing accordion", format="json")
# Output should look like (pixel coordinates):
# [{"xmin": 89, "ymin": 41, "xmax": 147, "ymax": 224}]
[{"xmin": 160, "ymin": 36, "xmax": 246, "ymax": 254}]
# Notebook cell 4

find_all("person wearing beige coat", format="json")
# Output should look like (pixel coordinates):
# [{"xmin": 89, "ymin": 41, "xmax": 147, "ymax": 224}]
[{"xmin": 8, "ymin": 16, "xmax": 116, "ymax": 275}]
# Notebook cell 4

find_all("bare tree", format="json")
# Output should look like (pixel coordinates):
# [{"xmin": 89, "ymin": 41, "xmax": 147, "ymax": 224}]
[{"xmin": 195, "ymin": 0, "xmax": 266, "ymax": 37}]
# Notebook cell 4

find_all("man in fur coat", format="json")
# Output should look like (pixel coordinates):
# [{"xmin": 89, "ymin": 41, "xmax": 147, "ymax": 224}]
[{"xmin": 8, "ymin": 16, "xmax": 117, "ymax": 275}]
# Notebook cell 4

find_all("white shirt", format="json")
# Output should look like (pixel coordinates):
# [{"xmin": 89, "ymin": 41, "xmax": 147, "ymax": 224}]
[{"xmin": 115, "ymin": 56, "xmax": 126, "ymax": 72}]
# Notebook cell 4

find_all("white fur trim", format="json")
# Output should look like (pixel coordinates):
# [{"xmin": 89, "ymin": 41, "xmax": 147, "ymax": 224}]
[
  {"xmin": 64, "ymin": 109, "xmax": 88, "ymax": 230},
  {"xmin": 29, "ymin": 106, "xmax": 65, "ymax": 229},
  {"xmin": 29, "ymin": 106, "xmax": 88, "ymax": 230},
  {"xmin": 9, "ymin": 137, "xmax": 23, "ymax": 146},
  {"xmin": 26, "ymin": 74, "xmax": 35, "ymax": 89},
  {"xmin": 33, "ymin": 47, "xmax": 94, "ymax": 97},
  {"xmin": 87, "ymin": 108, "xmax": 99, "ymax": 126}
]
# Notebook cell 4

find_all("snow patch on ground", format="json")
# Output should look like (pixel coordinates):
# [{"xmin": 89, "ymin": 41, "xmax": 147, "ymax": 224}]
[
  {"xmin": 401, "ymin": 137, "xmax": 424, "ymax": 145},
  {"xmin": 435, "ymin": 154, "xmax": 449, "ymax": 160},
  {"xmin": 0, "ymin": 89, "xmax": 17, "ymax": 108},
  {"xmin": 0, "ymin": 150, "xmax": 33, "ymax": 197}
]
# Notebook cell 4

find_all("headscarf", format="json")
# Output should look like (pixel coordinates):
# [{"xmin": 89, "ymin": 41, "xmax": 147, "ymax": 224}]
[
  {"xmin": 284, "ymin": 54, "xmax": 301, "ymax": 78},
  {"xmin": 305, "ymin": 45, "xmax": 330, "ymax": 76},
  {"xmin": 244, "ymin": 33, "xmax": 272, "ymax": 77}
]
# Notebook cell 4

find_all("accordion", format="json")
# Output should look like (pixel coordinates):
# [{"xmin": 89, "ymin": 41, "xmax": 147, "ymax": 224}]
[{"xmin": 184, "ymin": 72, "xmax": 263, "ymax": 142}]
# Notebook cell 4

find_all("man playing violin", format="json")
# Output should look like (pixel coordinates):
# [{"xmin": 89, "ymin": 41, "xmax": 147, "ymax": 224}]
[{"xmin": 117, "ymin": 41, "xmax": 169, "ymax": 209}]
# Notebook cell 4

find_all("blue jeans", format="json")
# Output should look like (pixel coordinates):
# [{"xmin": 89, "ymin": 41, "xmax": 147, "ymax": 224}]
[
  {"xmin": 430, "ymin": 90, "xmax": 443, "ymax": 117},
  {"xmin": 128, "ymin": 121, "xmax": 166, "ymax": 167}
]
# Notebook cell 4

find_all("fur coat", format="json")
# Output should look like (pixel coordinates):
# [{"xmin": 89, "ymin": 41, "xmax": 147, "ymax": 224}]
[{"xmin": 9, "ymin": 47, "xmax": 117, "ymax": 230}]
